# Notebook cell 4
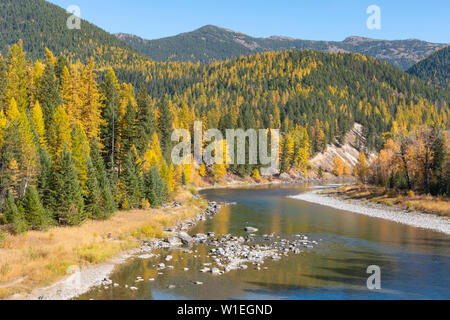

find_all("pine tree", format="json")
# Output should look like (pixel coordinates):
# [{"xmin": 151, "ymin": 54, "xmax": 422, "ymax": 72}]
[
  {"xmin": 3, "ymin": 194, "xmax": 28, "ymax": 234},
  {"xmin": 135, "ymin": 85, "xmax": 155, "ymax": 155},
  {"xmin": 181, "ymin": 171, "xmax": 186, "ymax": 185},
  {"xmin": 52, "ymin": 148, "xmax": 85, "ymax": 225},
  {"xmin": 120, "ymin": 149, "xmax": 142, "ymax": 209},
  {"xmin": 71, "ymin": 122, "xmax": 90, "ymax": 190},
  {"xmin": 157, "ymin": 98, "xmax": 173, "ymax": 162},
  {"xmin": 22, "ymin": 186, "xmax": 50, "ymax": 230},
  {"xmin": 84, "ymin": 158, "xmax": 102, "ymax": 219},
  {"xmin": 36, "ymin": 148, "xmax": 54, "ymax": 213},
  {"xmin": 100, "ymin": 68, "xmax": 121, "ymax": 170},
  {"xmin": 36, "ymin": 50, "xmax": 61, "ymax": 130},
  {"xmin": 143, "ymin": 166, "xmax": 168, "ymax": 207},
  {"xmin": 90, "ymin": 140, "xmax": 116, "ymax": 217},
  {"xmin": 119, "ymin": 102, "xmax": 137, "ymax": 166}
]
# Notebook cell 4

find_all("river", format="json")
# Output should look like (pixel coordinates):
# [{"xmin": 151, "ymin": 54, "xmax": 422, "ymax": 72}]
[{"xmin": 78, "ymin": 184, "xmax": 450, "ymax": 300}]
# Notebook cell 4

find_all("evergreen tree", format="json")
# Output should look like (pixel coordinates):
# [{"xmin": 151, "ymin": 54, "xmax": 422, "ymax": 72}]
[
  {"xmin": 135, "ymin": 85, "xmax": 155, "ymax": 155},
  {"xmin": 22, "ymin": 186, "xmax": 50, "ymax": 230},
  {"xmin": 36, "ymin": 51, "xmax": 61, "ymax": 130},
  {"xmin": 157, "ymin": 98, "xmax": 173, "ymax": 163},
  {"xmin": 119, "ymin": 102, "xmax": 137, "ymax": 165},
  {"xmin": 52, "ymin": 148, "xmax": 85, "ymax": 225},
  {"xmin": 121, "ymin": 149, "xmax": 142, "ymax": 209},
  {"xmin": 143, "ymin": 166, "xmax": 168, "ymax": 207},
  {"xmin": 90, "ymin": 140, "xmax": 116, "ymax": 217},
  {"xmin": 36, "ymin": 148, "xmax": 54, "ymax": 213},
  {"xmin": 100, "ymin": 68, "xmax": 121, "ymax": 170},
  {"xmin": 181, "ymin": 171, "xmax": 186, "ymax": 186},
  {"xmin": 84, "ymin": 158, "xmax": 102, "ymax": 219},
  {"xmin": 71, "ymin": 122, "xmax": 90, "ymax": 190},
  {"xmin": 3, "ymin": 194, "xmax": 28, "ymax": 234}
]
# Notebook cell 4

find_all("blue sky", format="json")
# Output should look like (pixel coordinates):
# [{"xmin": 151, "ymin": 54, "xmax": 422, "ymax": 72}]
[{"xmin": 48, "ymin": 0, "xmax": 449, "ymax": 43}]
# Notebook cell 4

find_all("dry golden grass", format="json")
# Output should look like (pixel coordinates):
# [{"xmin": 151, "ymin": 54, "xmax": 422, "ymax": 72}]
[
  {"xmin": 0, "ymin": 196, "xmax": 206, "ymax": 299},
  {"xmin": 325, "ymin": 184, "xmax": 450, "ymax": 217}
]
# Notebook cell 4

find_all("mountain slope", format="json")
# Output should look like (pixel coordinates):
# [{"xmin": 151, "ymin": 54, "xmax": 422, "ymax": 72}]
[
  {"xmin": 407, "ymin": 46, "xmax": 449, "ymax": 87},
  {"xmin": 0, "ymin": 0, "xmax": 139, "ymax": 61},
  {"xmin": 116, "ymin": 25, "xmax": 447, "ymax": 70}
]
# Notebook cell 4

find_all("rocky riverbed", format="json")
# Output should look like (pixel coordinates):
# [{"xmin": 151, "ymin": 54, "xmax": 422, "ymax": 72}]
[
  {"xmin": 134, "ymin": 201, "xmax": 319, "ymax": 277},
  {"xmin": 83, "ymin": 200, "xmax": 321, "ymax": 295}
]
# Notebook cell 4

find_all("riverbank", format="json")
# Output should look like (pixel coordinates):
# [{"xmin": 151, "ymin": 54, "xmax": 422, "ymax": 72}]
[
  {"xmin": 195, "ymin": 172, "xmax": 355, "ymax": 191},
  {"xmin": 1, "ymin": 191, "xmax": 207, "ymax": 300},
  {"xmin": 291, "ymin": 187, "xmax": 450, "ymax": 235}
]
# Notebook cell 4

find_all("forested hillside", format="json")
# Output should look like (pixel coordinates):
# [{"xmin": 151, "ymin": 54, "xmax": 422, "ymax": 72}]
[
  {"xmin": 0, "ymin": 0, "xmax": 448, "ymax": 237},
  {"xmin": 1, "ymin": 40, "xmax": 449, "ymax": 235},
  {"xmin": 0, "ymin": 0, "xmax": 138, "ymax": 61},
  {"xmin": 116, "ymin": 25, "xmax": 447, "ymax": 70},
  {"xmin": 408, "ymin": 46, "xmax": 449, "ymax": 87}
]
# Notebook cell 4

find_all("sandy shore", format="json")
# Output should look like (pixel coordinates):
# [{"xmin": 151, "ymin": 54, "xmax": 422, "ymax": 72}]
[
  {"xmin": 290, "ymin": 191, "xmax": 450, "ymax": 235},
  {"xmin": 11, "ymin": 250, "xmax": 138, "ymax": 300}
]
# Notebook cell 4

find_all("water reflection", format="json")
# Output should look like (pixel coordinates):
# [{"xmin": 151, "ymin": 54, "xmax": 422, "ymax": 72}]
[{"xmin": 78, "ymin": 184, "xmax": 450, "ymax": 300}]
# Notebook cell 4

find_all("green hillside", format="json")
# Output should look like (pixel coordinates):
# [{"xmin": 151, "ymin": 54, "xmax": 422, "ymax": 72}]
[{"xmin": 408, "ymin": 46, "xmax": 449, "ymax": 87}]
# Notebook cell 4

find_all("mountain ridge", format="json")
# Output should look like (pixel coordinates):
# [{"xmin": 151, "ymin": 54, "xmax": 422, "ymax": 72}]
[{"xmin": 115, "ymin": 25, "xmax": 448, "ymax": 70}]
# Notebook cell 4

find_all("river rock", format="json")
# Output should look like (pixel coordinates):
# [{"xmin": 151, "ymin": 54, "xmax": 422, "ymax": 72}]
[
  {"xmin": 178, "ymin": 232, "xmax": 193, "ymax": 244},
  {"xmin": 194, "ymin": 233, "xmax": 208, "ymax": 242},
  {"xmin": 279, "ymin": 173, "xmax": 292, "ymax": 182},
  {"xmin": 165, "ymin": 236, "xmax": 181, "ymax": 246}
]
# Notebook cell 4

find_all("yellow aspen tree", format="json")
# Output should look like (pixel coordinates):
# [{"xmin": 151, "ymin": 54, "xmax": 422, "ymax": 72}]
[
  {"xmin": 16, "ymin": 112, "xmax": 39, "ymax": 199},
  {"xmin": 79, "ymin": 58, "xmax": 104, "ymax": 140},
  {"xmin": 143, "ymin": 132, "xmax": 164, "ymax": 171},
  {"xmin": 199, "ymin": 163, "xmax": 207, "ymax": 177},
  {"xmin": 355, "ymin": 152, "xmax": 370, "ymax": 183},
  {"xmin": 6, "ymin": 98, "xmax": 20, "ymax": 122},
  {"xmin": 31, "ymin": 100, "xmax": 47, "ymax": 148},
  {"xmin": 252, "ymin": 168, "xmax": 261, "ymax": 180},
  {"xmin": 4, "ymin": 41, "xmax": 29, "ymax": 112},
  {"xmin": 332, "ymin": 157, "xmax": 345, "ymax": 177},
  {"xmin": 71, "ymin": 122, "xmax": 91, "ymax": 191},
  {"xmin": 61, "ymin": 65, "xmax": 82, "ymax": 123},
  {"xmin": 48, "ymin": 106, "xmax": 72, "ymax": 158}
]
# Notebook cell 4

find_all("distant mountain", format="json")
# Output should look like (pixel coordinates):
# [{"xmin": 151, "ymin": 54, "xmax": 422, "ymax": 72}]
[
  {"xmin": 407, "ymin": 46, "xmax": 449, "ymax": 87},
  {"xmin": 115, "ymin": 25, "xmax": 447, "ymax": 70}
]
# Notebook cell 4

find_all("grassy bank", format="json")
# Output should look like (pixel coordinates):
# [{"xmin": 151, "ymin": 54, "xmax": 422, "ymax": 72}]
[
  {"xmin": 0, "ymin": 190, "xmax": 206, "ymax": 299},
  {"xmin": 324, "ymin": 185, "xmax": 450, "ymax": 217}
]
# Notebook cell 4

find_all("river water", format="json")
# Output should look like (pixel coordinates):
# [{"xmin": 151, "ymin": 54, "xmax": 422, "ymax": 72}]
[{"xmin": 78, "ymin": 184, "xmax": 450, "ymax": 300}]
